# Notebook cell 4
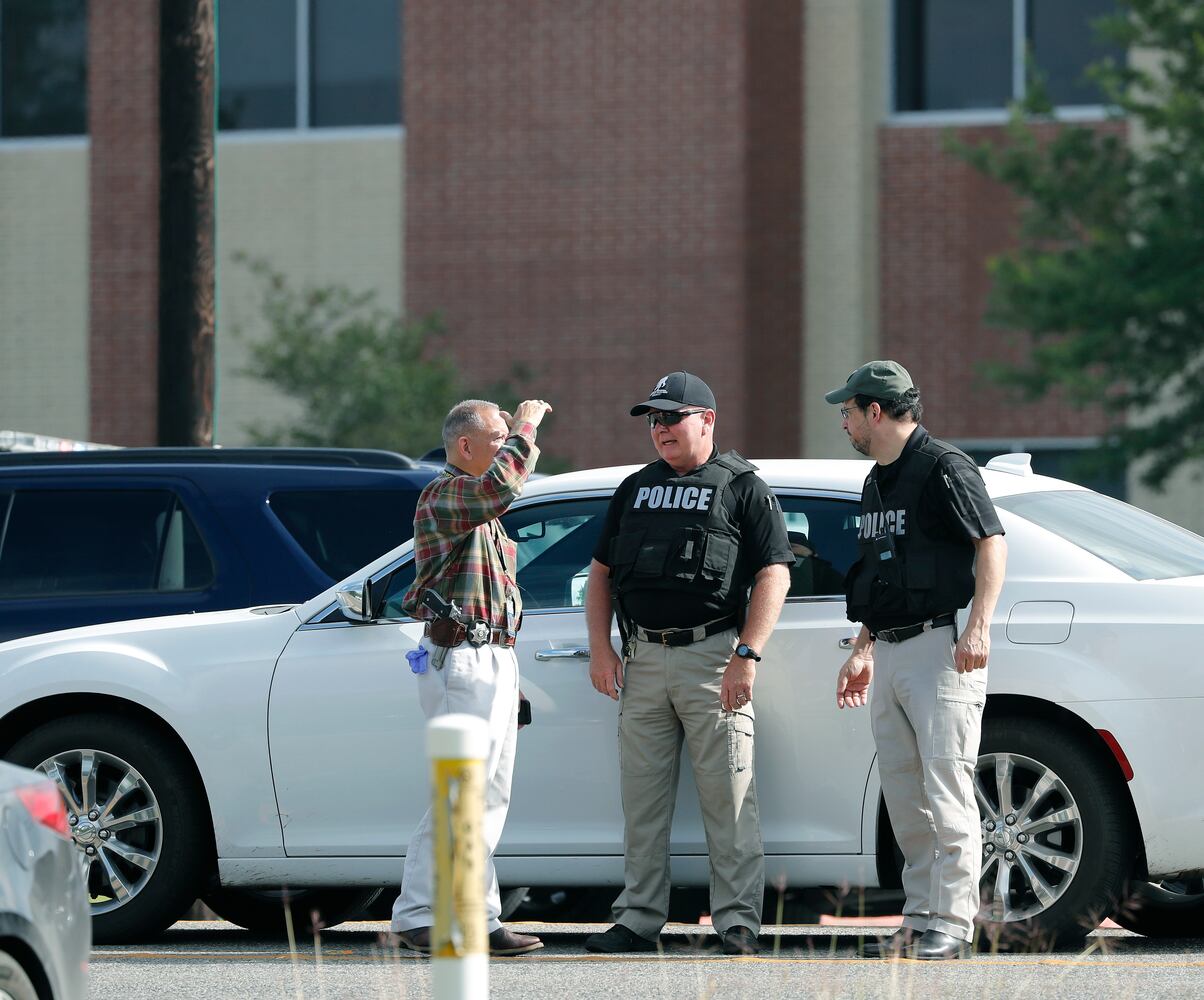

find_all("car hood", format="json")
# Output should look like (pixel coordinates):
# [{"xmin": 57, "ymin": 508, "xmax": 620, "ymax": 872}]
[{"xmin": 0, "ymin": 604, "xmax": 302, "ymax": 657}]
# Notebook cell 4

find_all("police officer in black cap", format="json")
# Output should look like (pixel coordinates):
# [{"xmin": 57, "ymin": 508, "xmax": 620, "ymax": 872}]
[
  {"xmin": 583, "ymin": 371, "xmax": 792, "ymax": 956},
  {"xmin": 827, "ymin": 361, "xmax": 1007, "ymax": 960}
]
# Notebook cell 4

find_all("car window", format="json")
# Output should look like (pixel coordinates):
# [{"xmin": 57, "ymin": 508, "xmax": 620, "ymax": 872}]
[
  {"xmin": 777, "ymin": 494, "xmax": 861, "ymax": 598},
  {"xmin": 379, "ymin": 561, "xmax": 416, "ymax": 619},
  {"xmin": 269, "ymin": 489, "xmax": 420, "ymax": 581},
  {"xmin": 995, "ymin": 489, "xmax": 1204, "ymax": 581},
  {"xmin": 502, "ymin": 498, "xmax": 609, "ymax": 610},
  {"xmin": 0, "ymin": 489, "xmax": 214, "ymax": 597}
]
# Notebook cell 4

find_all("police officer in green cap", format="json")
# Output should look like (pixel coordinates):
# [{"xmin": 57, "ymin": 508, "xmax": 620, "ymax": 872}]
[{"xmin": 827, "ymin": 361, "xmax": 1007, "ymax": 960}]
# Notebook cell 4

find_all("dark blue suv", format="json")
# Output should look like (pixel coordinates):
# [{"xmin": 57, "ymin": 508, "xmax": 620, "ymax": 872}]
[{"xmin": 0, "ymin": 449, "xmax": 438, "ymax": 642}]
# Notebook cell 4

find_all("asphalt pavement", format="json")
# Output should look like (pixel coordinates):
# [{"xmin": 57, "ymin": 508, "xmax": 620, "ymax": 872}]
[{"xmin": 88, "ymin": 920, "xmax": 1204, "ymax": 1000}]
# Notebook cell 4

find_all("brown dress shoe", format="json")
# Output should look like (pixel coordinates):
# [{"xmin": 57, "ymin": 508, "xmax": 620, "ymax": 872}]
[
  {"xmin": 395, "ymin": 926, "xmax": 431, "ymax": 954},
  {"xmin": 488, "ymin": 926, "xmax": 544, "ymax": 955}
]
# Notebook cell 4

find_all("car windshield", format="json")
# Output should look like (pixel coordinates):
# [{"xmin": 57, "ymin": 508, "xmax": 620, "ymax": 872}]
[{"xmin": 995, "ymin": 490, "xmax": 1204, "ymax": 581}]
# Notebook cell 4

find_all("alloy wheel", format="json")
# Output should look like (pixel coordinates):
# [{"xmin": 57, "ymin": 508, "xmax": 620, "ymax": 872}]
[
  {"xmin": 975, "ymin": 751, "xmax": 1083, "ymax": 923},
  {"xmin": 36, "ymin": 748, "xmax": 163, "ymax": 914}
]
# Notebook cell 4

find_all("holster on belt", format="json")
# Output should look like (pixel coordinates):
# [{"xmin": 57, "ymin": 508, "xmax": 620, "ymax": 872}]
[{"xmin": 426, "ymin": 618, "xmax": 467, "ymax": 648}]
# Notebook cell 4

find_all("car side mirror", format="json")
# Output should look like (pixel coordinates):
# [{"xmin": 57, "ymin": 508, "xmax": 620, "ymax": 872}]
[{"xmin": 336, "ymin": 579, "xmax": 375, "ymax": 622}]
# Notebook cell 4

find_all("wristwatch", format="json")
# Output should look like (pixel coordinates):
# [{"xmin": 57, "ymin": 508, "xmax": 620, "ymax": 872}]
[{"xmin": 735, "ymin": 643, "xmax": 761, "ymax": 662}]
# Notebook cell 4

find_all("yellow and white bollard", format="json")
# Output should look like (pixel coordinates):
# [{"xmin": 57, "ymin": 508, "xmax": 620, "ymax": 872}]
[{"xmin": 428, "ymin": 714, "xmax": 489, "ymax": 1000}]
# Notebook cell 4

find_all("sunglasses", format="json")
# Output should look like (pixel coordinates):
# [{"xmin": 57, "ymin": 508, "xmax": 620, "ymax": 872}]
[{"xmin": 648, "ymin": 409, "xmax": 707, "ymax": 427}]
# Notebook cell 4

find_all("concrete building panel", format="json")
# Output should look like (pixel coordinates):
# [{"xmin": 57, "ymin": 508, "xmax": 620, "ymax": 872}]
[
  {"xmin": 213, "ymin": 135, "xmax": 405, "ymax": 445},
  {"xmin": 0, "ymin": 145, "xmax": 90, "ymax": 439},
  {"xmin": 802, "ymin": 0, "xmax": 887, "ymax": 459}
]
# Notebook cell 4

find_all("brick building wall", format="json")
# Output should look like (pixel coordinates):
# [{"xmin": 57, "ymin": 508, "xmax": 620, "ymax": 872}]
[
  {"xmin": 404, "ymin": 0, "xmax": 804, "ymax": 469},
  {"xmin": 88, "ymin": 0, "xmax": 160, "ymax": 445},
  {"xmin": 878, "ymin": 122, "xmax": 1125, "ymax": 441}
]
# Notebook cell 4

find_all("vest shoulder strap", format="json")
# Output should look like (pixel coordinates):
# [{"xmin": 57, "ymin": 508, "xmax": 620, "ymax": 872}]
[{"xmin": 713, "ymin": 450, "xmax": 757, "ymax": 477}]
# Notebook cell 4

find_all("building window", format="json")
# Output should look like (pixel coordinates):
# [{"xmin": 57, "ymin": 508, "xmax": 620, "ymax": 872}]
[
  {"xmin": 217, "ymin": 0, "xmax": 297, "ymax": 130},
  {"xmin": 894, "ymin": 0, "xmax": 1124, "ymax": 114},
  {"xmin": 218, "ymin": 0, "xmax": 402, "ymax": 131},
  {"xmin": 0, "ymin": 0, "xmax": 87, "ymax": 138},
  {"xmin": 955, "ymin": 439, "xmax": 1126, "ymax": 500}
]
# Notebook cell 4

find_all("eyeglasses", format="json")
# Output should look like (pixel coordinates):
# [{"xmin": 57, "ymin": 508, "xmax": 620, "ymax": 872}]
[
  {"xmin": 648, "ymin": 409, "xmax": 707, "ymax": 427},
  {"xmin": 839, "ymin": 405, "xmax": 862, "ymax": 420}
]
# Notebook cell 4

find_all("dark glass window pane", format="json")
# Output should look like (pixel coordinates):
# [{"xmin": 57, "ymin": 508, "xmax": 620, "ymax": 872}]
[
  {"xmin": 1030, "ymin": 0, "xmax": 1125, "ymax": 106},
  {"xmin": 0, "ymin": 490, "xmax": 214, "ymax": 596},
  {"xmin": 311, "ymin": 0, "xmax": 401, "ymax": 127},
  {"xmin": 379, "ymin": 559, "xmax": 415, "ymax": 619},
  {"xmin": 0, "ymin": 0, "xmax": 86, "ymax": 137},
  {"xmin": 777, "ymin": 496, "xmax": 861, "ymax": 599},
  {"xmin": 895, "ymin": 0, "xmax": 1012, "ymax": 111},
  {"xmin": 269, "ymin": 489, "xmax": 419, "ymax": 581},
  {"xmin": 217, "ymin": 0, "xmax": 296, "ymax": 129}
]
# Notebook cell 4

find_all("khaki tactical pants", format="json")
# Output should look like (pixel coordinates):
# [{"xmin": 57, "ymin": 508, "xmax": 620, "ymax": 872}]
[
  {"xmin": 611, "ymin": 628, "xmax": 764, "ymax": 938},
  {"xmin": 870, "ymin": 624, "xmax": 987, "ymax": 942}
]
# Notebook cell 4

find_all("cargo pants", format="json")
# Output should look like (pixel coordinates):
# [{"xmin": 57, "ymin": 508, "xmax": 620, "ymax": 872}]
[
  {"xmin": 611, "ymin": 627, "xmax": 764, "ymax": 938},
  {"xmin": 870, "ymin": 623, "xmax": 987, "ymax": 942}
]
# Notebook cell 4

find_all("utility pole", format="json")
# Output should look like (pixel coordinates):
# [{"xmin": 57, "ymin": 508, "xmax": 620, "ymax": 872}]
[{"xmin": 158, "ymin": 0, "xmax": 216, "ymax": 446}]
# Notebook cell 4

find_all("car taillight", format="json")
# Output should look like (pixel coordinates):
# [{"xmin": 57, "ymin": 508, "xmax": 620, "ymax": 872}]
[{"xmin": 15, "ymin": 781, "xmax": 70, "ymax": 838}]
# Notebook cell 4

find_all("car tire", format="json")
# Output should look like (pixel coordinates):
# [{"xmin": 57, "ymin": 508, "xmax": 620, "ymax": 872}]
[
  {"xmin": 1113, "ymin": 878, "xmax": 1204, "ymax": 938},
  {"xmin": 202, "ymin": 887, "xmax": 383, "ymax": 936},
  {"xmin": 7, "ymin": 713, "xmax": 210, "ymax": 945},
  {"xmin": 499, "ymin": 886, "xmax": 529, "ymax": 921},
  {"xmin": 974, "ymin": 716, "xmax": 1136, "ymax": 948},
  {"xmin": 0, "ymin": 950, "xmax": 38, "ymax": 1000}
]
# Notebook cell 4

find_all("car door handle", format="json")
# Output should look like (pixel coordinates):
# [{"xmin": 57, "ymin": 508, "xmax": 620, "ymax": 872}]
[
  {"xmin": 534, "ymin": 647, "xmax": 591, "ymax": 660},
  {"xmin": 838, "ymin": 637, "xmax": 855, "ymax": 650}
]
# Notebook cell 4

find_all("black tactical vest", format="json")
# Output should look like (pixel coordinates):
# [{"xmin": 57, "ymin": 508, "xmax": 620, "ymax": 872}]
[
  {"xmin": 607, "ymin": 452, "xmax": 756, "ymax": 610},
  {"xmin": 845, "ymin": 435, "xmax": 977, "ymax": 623}
]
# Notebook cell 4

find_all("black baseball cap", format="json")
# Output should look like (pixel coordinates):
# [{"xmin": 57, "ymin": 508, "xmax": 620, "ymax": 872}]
[
  {"xmin": 630, "ymin": 371, "xmax": 717, "ymax": 416},
  {"xmin": 824, "ymin": 360, "xmax": 915, "ymax": 404}
]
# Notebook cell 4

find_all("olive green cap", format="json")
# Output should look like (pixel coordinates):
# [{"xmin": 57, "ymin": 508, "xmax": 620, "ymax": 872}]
[{"xmin": 824, "ymin": 360, "xmax": 915, "ymax": 404}]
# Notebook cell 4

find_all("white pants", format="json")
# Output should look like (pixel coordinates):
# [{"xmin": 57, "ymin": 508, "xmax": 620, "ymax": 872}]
[
  {"xmin": 870, "ymin": 625, "xmax": 987, "ymax": 942},
  {"xmin": 390, "ymin": 642, "xmax": 519, "ymax": 933}
]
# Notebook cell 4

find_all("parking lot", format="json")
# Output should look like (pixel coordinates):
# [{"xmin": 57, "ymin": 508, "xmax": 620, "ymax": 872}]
[{"xmin": 88, "ymin": 920, "xmax": 1204, "ymax": 1000}]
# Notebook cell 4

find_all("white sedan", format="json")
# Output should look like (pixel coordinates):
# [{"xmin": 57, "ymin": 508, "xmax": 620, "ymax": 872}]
[{"xmin": 1, "ymin": 457, "xmax": 1202, "ymax": 944}]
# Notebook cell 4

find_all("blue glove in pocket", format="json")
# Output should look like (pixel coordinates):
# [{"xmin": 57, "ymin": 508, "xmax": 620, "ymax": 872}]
[{"xmin": 406, "ymin": 645, "xmax": 430, "ymax": 675}]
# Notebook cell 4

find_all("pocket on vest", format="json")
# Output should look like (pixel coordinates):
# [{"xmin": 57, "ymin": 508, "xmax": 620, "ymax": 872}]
[
  {"xmin": 611, "ymin": 527, "xmax": 666, "ymax": 579},
  {"xmin": 670, "ymin": 526, "xmax": 706, "ymax": 580},
  {"xmin": 902, "ymin": 551, "xmax": 935, "ymax": 609},
  {"xmin": 699, "ymin": 533, "xmax": 738, "ymax": 591}
]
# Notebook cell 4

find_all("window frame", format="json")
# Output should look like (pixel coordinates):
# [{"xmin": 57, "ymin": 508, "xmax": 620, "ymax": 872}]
[{"xmin": 888, "ymin": 0, "xmax": 1120, "ymax": 124}]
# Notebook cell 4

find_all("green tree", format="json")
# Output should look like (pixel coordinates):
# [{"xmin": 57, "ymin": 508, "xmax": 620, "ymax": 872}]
[
  {"xmin": 950, "ymin": 0, "xmax": 1204, "ymax": 487},
  {"xmin": 236, "ymin": 256, "xmax": 462, "ymax": 457}
]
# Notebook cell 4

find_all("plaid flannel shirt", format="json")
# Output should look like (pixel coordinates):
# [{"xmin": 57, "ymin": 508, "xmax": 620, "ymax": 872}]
[{"xmin": 401, "ymin": 420, "xmax": 539, "ymax": 628}]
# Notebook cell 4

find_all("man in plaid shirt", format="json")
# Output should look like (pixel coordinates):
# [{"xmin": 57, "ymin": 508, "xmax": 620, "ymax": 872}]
[{"xmin": 391, "ymin": 397, "xmax": 552, "ymax": 957}]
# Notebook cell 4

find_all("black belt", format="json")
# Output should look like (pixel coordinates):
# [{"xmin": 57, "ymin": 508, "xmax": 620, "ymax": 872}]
[
  {"xmin": 871, "ymin": 612, "xmax": 957, "ymax": 644},
  {"xmin": 633, "ymin": 616, "xmax": 738, "ymax": 648}
]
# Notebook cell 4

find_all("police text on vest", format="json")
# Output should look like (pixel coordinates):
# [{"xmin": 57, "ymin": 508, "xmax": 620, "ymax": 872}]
[{"xmin": 633, "ymin": 485, "xmax": 714, "ymax": 511}]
